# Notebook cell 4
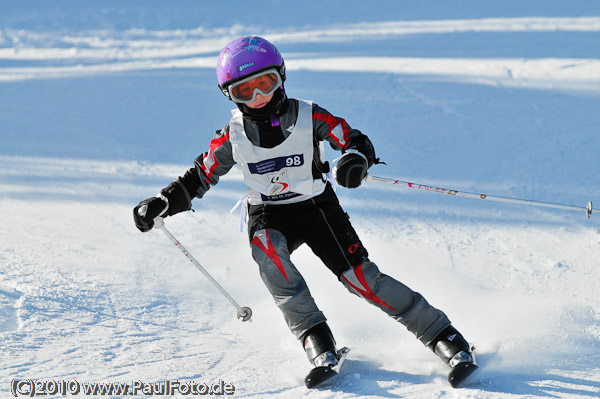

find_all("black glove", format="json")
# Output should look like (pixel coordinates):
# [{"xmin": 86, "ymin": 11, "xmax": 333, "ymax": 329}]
[
  {"xmin": 334, "ymin": 152, "xmax": 369, "ymax": 188},
  {"xmin": 133, "ymin": 196, "xmax": 167, "ymax": 232},
  {"xmin": 133, "ymin": 180, "xmax": 192, "ymax": 232}
]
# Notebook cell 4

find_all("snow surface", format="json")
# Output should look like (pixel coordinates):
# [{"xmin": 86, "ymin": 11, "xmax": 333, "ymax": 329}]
[{"xmin": 1, "ymin": 1, "xmax": 600, "ymax": 398}]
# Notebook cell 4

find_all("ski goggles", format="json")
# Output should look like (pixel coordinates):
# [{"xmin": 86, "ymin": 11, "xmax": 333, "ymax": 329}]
[{"xmin": 227, "ymin": 68, "xmax": 282, "ymax": 103}]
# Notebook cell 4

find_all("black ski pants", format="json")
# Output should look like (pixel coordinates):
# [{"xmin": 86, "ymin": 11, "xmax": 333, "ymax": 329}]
[{"xmin": 248, "ymin": 183, "xmax": 451, "ymax": 344}]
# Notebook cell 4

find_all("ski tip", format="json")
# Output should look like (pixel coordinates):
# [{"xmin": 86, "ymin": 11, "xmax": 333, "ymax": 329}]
[
  {"xmin": 305, "ymin": 347, "xmax": 351, "ymax": 389},
  {"xmin": 305, "ymin": 366, "xmax": 337, "ymax": 389},
  {"xmin": 448, "ymin": 362, "xmax": 480, "ymax": 388}
]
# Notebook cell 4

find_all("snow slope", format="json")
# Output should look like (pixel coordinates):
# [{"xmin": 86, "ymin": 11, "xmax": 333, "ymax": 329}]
[{"xmin": 1, "ymin": 1, "xmax": 600, "ymax": 398}]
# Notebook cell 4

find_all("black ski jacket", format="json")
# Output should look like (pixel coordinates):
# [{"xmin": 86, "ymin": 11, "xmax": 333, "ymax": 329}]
[{"xmin": 161, "ymin": 98, "xmax": 377, "ymax": 214}]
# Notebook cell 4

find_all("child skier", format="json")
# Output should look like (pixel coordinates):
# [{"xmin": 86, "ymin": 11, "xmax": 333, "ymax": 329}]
[{"xmin": 134, "ymin": 36, "xmax": 477, "ymax": 388}]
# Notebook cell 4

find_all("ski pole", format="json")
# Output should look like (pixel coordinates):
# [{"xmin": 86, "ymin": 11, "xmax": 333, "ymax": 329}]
[
  {"xmin": 138, "ymin": 207, "xmax": 252, "ymax": 322},
  {"xmin": 366, "ymin": 174, "xmax": 593, "ymax": 218}
]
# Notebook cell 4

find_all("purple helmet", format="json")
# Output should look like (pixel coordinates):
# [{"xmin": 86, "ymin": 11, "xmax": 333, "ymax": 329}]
[{"xmin": 217, "ymin": 36, "xmax": 286, "ymax": 100}]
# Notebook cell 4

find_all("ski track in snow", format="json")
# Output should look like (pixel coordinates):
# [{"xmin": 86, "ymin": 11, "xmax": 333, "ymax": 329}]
[
  {"xmin": 1, "ymin": 156, "xmax": 599, "ymax": 398},
  {"xmin": 1, "ymin": 17, "xmax": 600, "ymax": 92},
  {"xmin": 1, "ymin": 5, "xmax": 600, "ymax": 399}
]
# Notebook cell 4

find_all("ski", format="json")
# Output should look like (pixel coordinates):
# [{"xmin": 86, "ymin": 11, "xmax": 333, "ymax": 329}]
[
  {"xmin": 305, "ymin": 347, "xmax": 350, "ymax": 389},
  {"xmin": 448, "ymin": 347, "xmax": 479, "ymax": 388}
]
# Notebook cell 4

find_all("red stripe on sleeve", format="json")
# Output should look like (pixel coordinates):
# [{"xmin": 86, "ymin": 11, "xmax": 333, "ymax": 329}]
[
  {"xmin": 201, "ymin": 132, "xmax": 230, "ymax": 183},
  {"xmin": 313, "ymin": 112, "xmax": 350, "ymax": 149}
]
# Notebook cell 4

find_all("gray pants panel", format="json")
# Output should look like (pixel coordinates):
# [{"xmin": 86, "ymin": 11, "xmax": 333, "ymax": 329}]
[
  {"xmin": 251, "ymin": 229, "xmax": 326, "ymax": 339},
  {"xmin": 252, "ymin": 229, "xmax": 450, "ymax": 346},
  {"xmin": 341, "ymin": 261, "xmax": 451, "ymax": 345}
]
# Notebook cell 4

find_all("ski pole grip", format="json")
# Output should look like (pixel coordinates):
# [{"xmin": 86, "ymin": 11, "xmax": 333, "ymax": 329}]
[{"xmin": 137, "ymin": 205, "xmax": 165, "ymax": 228}]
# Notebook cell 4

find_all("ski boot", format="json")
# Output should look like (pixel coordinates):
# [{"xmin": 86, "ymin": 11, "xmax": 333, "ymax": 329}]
[
  {"xmin": 302, "ymin": 323, "xmax": 349, "ymax": 389},
  {"xmin": 429, "ymin": 326, "xmax": 478, "ymax": 388}
]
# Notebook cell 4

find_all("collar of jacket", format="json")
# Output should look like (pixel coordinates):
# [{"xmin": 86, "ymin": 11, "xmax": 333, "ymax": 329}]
[{"xmin": 238, "ymin": 88, "xmax": 289, "ymax": 125}]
